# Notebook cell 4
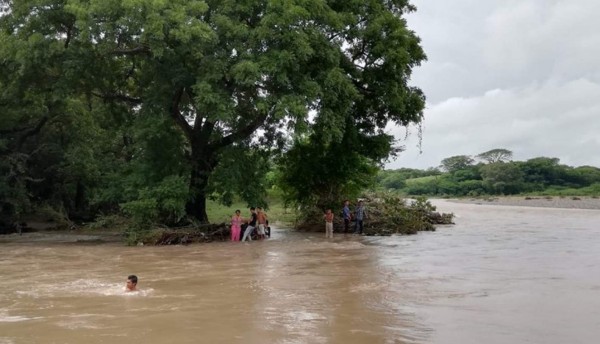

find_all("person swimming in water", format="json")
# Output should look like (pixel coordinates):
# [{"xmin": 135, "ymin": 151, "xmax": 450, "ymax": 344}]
[{"xmin": 126, "ymin": 275, "xmax": 138, "ymax": 292}]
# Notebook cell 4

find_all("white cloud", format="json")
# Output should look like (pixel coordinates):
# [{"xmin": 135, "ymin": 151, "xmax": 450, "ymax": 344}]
[
  {"xmin": 389, "ymin": 78, "xmax": 600, "ymax": 169},
  {"xmin": 387, "ymin": 0, "xmax": 600, "ymax": 169}
]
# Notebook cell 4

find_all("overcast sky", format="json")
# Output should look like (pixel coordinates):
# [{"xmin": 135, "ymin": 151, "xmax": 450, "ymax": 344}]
[{"xmin": 386, "ymin": 0, "xmax": 600, "ymax": 170}]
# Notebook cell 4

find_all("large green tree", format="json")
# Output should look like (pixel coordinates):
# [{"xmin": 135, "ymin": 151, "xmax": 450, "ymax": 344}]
[
  {"xmin": 277, "ymin": 119, "xmax": 396, "ymax": 210},
  {"xmin": 476, "ymin": 148, "xmax": 513, "ymax": 164},
  {"xmin": 1, "ymin": 0, "xmax": 426, "ymax": 223},
  {"xmin": 440, "ymin": 155, "xmax": 474, "ymax": 173},
  {"xmin": 480, "ymin": 162, "xmax": 524, "ymax": 194}
]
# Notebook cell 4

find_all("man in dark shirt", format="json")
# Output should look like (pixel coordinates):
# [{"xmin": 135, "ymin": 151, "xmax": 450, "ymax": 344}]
[
  {"xmin": 342, "ymin": 200, "xmax": 351, "ymax": 233},
  {"xmin": 242, "ymin": 207, "xmax": 257, "ymax": 242},
  {"xmin": 354, "ymin": 200, "xmax": 366, "ymax": 234}
]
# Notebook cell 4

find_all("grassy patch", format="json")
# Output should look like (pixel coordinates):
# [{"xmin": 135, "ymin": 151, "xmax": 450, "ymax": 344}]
[
  {"xmin": 404, "ymin": 175, "xmax": 438, "ymax": 185},
  {"xmin": 206, "ymin": 196, "xmax": 298, "ymax": 226}
]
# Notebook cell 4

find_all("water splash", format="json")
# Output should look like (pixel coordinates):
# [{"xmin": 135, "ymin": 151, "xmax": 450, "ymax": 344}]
[{"xmin": 15, "ymin": 279, "xmax": 153, "ymax": 298}]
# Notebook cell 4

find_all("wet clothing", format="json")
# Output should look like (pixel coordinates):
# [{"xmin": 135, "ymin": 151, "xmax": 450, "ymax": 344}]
[
  {"xmin": 354, "ymin": 205, "xmax": 366, "ymax": 234},
  {"xmin": 342, "ymin": 206, "xmax": 351, "ymax": 220},
  {"xmin": 354, "ymin": 220, "xmax": 363, "ymax": 234},
  {"xmin": 355, "ymin": 206, "xmax": 365, "ymax": 221},
  {"xmin": 257, "ymin": 212, "xmax": 267, "ymax": 236},
  {"xmin": 242, "ymin": 225, "xmax": 254, "ymax": 241},
  {"xmin": 231, "ymin": 215, "xmax": 242, "ymax": 241},
  {"xmin": 325, "ymin": 222, "xmax": 333, "ymax": 238},
  {"xmin": 242, "ymin": 213, "xmax": 258, "ymax": 242},
  {"xmin": 325, "ymin": 213, "xmax": 334, "ymax": 238},
  {"xmin": 342, "ymin": 205, "xmax": 351, "ymax": 233},
  {"xmin": 249, "ymin": 213, "xmax": 257, "ymax": 227}
]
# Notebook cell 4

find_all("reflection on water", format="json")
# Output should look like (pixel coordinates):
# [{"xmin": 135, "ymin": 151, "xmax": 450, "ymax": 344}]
[{"xmin": 1, "ymin": 200, "xmax": 600, "ymax": 343}]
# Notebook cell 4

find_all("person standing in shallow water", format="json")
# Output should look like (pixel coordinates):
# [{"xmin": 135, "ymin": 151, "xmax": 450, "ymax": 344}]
[
  {"xmin": 324, "ymin": 209, "xmax": 334, "ymax": 238},
  {"xmin": 241, "ymin": 207, "xmax": 257, "ymax": 242},
  {"xmin": 256, "ymin": 207, "xmax": 268, "ymax": 240},
  {"xmin": 354, "ymin": 200, "xmax": 367, "ymax": 234},
  {"xmin": 231, "ymin": 210, "xmax": 243, "ymax": 241},
  {"xmin": 342, "ymin": 200, "xmax": 351, "ymax": 233},
  {"xmin": 126, "ymin": 275, "xmax": 138, "ymax": 292}
]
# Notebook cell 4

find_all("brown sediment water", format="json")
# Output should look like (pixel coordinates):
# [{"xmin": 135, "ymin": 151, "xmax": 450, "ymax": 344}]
[{"xmin": 1, "ymin": 200, "xmax": 600, "ymax": 344}]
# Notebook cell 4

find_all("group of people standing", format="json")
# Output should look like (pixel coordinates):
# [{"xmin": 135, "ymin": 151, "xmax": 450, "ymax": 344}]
[
  {"xmin": 230, "ymin": 207, "xmax": 268, "ymax": 242},
  {"xmin": 324, "ymin": 200, "xmax": 367, "ymax": 238},
  {"xmin": 229, "ymin": 201, "xmax": 366, "ymax": 241}
]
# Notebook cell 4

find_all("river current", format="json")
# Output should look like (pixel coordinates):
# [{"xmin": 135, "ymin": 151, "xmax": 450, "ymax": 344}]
[{"xmin": 1, "ymin": 200, "xmax": 600, "ymax": 344}]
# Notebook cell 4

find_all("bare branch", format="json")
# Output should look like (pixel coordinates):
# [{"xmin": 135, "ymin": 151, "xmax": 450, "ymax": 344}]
[
  {"xmin": 170, "ymin": 87, "xmax": 193, "ymax": 141},
  {"xmin": 16, "ymin": 116, "xmax": 49, "ymax": 149},
  {"xmin": 213, "ymin": 106, "xmax": 273, "ymax": 149},
  {"xmin": 92, "ymin": 92, "xmax": 142, "ymax": 104},
  {"xmin": 110, "ymin": 45, "xmax": 151, "ymax": 56}
]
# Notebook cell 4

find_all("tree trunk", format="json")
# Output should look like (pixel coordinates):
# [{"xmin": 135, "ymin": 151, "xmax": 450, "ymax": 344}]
[
  {"xmin": 185, "ymin": 140, "xmax": 219, "ymax": 223},
  {"xmin": 74, "ymin": 180, "xmax": 86, "ymax": 213},
  {"xmin": 186, "ymin": 163, "xmax": 211, "ymax": 223}
]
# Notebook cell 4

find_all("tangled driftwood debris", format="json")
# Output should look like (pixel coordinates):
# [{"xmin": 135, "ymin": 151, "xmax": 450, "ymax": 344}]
[
  {"xmin": 135, "ymin": 223, "xmax": 230, "ymax": 245},
  {"xmin": 297, "ymin": 194, "xmax": 454, "ymax": 236}
]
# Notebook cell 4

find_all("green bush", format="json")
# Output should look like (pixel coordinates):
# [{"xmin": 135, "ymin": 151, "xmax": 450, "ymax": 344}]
[{"xmin": 121, "ymin": 175, "xmax": 188, "ymax": 228}]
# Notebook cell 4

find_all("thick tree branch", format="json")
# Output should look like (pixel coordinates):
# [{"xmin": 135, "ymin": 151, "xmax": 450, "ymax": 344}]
[
  {"xmin": 92, "ymin": 92, "xmax": 142, "ymax": 104},
  {"xmin": 110, "ymin": 46, "xmax": 151, "ymax": 56},
  {"xmin": 198, "ymin": 120, "xmax": 215, "ymax": 146},
  {"xmin": 63, "ymin": 23, "xmax": 73, "ymax": 49},
  {"xmin": 213, "ymin": 107, "xmax": 271, "ymax": 149},
  {"xmin": 170, "ymin": 87, "xmax": 193, "ymax": 142},
  {"xmin": 328, "ymin": 17, "xmax": 368, "ymax": 42},
  {"xmin": 186, "ymin": 88, "xmax": 205, "ymax": 130},
  {"xmin": 0, "ymin": 126, "xmax": 27, "ymax": 135},
  {"xmin": 16, "ymin": 116, "xmax": 49, "ymax": 149}
]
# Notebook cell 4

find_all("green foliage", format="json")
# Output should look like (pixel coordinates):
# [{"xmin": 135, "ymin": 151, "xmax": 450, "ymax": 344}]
[
  {"xmin": 384, "ymin": 155, "xmax": 600, "ymax": 197},
  {"xmin": 476, "ymin": 148, "xmax": 513, "ymax": 163},
  {"xmin": 1, "ymin": 0, "xmax": 427, "ymax": 226},
  {"xmin": 449, "ymin": 166, "xmax": 482, "ymax": 182},
  {"xmin": 88, "ymin": 214, "xmax": 126, "ymax": 230},
  {"xmin": 480, "ymin": 162, "xmax": 524, "ymax": 194},
  {"xmin": 277, "ymin": 136, "xmax": 380, "ymax": 211},
  {"xmin": 205, "ymin": 192, "xmax": 297, "ymax": 225},
  {"xmin": 380, "ymin": 174, "xmax": 407, "ymax": 190},
  {"xmin": 207, "ymin": 147, "xmax": 271, "ymax": 208},
  {"xmin": 376, "ymin": 167, "xmax": 441, "ymax": 190},
  {"xmin": 440, "ymin": 155, "xmax": 474, "ymax": 173},
  {"xmin": 518, "ymin": 157, "xmax": 563, "ymax": 186},
  {"xmin": 404, "ymin": 196, "xmax": 437, "ymax": 232},
  {"xmin": 362, "ymin": 193, "xmax": 451, "ymax": 235},
  {"xmin": 121, "ymin": 175, "xmax": 189, "ymax": 228}
]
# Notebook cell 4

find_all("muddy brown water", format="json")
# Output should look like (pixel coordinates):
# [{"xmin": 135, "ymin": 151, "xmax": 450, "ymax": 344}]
[{"xmin": 1, "ymin": 200, "xmax": 600, "ymax": 344}]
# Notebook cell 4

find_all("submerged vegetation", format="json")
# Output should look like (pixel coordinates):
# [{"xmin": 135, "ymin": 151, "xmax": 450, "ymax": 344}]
[{"xmin": 296, "ymin": 192, "xmax": 453, "ymax": 236}]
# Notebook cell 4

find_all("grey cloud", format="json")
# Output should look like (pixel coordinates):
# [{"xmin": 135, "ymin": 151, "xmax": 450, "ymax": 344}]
[
  {"xmin": 388, "ymin": 78, "xmax": 600, "ymax": 169},
  {"xmin": 387, "ymin": 0, "xmax": 600, "ymax": 169}
]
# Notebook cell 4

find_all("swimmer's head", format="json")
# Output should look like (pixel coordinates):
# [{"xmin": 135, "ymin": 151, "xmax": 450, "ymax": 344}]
[{"xmin": 126, "ymin": 275, "xmax": 138, "ymax": 291}]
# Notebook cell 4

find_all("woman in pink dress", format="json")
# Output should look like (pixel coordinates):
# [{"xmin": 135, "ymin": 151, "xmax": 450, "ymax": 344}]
[{"xmin": 231, "ymin": 210, "xmax": 243, "ymax": 241}]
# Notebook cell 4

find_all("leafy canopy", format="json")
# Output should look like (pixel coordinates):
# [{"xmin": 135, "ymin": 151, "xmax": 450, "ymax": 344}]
[{"xmin": 1, "ymin": 0, "xmax": 427, "ymax": 224}]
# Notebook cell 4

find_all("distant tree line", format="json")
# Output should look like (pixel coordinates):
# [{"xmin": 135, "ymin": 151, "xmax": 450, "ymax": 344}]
[{"xmin": 377, "ymin": 149, "xmax": 600, "ymax": 196}]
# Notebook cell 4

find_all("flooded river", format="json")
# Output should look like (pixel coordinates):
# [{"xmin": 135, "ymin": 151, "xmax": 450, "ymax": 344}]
[{"xmin": 1, "ymin": 200, "xmax": 600, "ymax": 344}]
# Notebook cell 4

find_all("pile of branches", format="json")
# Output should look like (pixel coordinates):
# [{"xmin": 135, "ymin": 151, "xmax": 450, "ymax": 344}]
[
  {"xmin": 297, "ymin": 193, "xmax": 454, "ymax": 236},
  {"xmin": 130, "ymin": 223, "xmax": 230, "ymax": 245}
]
